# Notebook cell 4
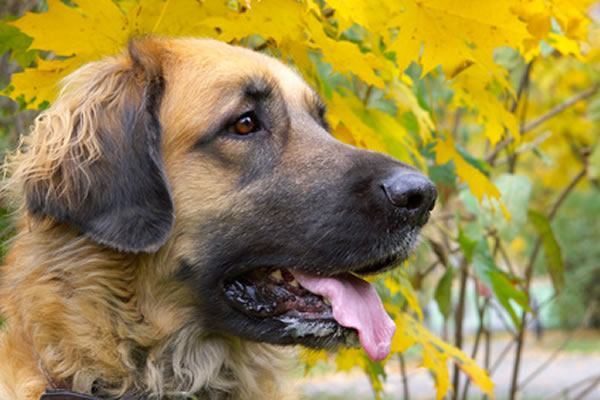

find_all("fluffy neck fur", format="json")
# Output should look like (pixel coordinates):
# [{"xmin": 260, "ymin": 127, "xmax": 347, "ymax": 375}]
[{"xmin": 0, "ymin": 221, "xmax": 292, "ymax": 399}]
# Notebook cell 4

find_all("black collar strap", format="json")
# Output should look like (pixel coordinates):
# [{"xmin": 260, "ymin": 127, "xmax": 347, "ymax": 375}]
[
  {"xmin": 41, "ymin": 388, "xmax": 144, "ymax": 400},
  {"xmin": 40, "ymin": 389, "xmax": 100, "ymax": 400}
]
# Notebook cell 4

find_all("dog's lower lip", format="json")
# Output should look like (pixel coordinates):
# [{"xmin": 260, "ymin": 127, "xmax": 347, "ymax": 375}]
[
  {"xmin": 223, "ymin": 267, "xmax": 334, "ymax": 320},
  {"xmin": 222, "ymin": 266, "xmax": 361, "ymax": 347},
  {"xmin": 221, "ymin": 250, "xmax": 404, "ymax": 320}
]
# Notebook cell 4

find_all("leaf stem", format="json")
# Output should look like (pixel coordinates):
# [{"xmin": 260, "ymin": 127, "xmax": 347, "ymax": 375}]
[{"xmin": 451, "ymin": 258, "xmax": 469, "ymax": 400}]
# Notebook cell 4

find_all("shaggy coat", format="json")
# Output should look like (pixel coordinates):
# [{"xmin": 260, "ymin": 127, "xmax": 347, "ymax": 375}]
[{"xmin": 0, "ymin": 38, "xmax": 299, "ymax": 400}]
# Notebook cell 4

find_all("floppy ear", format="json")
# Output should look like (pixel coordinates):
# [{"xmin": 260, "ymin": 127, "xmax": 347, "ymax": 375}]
[{"xmin": 15, "ymin": 38, "xmax": 173, "ymax": 253}]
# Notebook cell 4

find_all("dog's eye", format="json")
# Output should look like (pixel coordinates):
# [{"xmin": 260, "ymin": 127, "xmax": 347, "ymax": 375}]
[{"xmin": 232, "ymin": 112, "xmax": 260, "ymax": 135}]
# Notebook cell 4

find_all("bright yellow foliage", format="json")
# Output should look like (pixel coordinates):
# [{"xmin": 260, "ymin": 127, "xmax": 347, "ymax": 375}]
[
  {"xmin": 435, "ymin": 135, "xmax": 500, "ymax": 202},
  {"xmin": 395, "ymin": 313, "xmax": 495, "ymax": 398}
]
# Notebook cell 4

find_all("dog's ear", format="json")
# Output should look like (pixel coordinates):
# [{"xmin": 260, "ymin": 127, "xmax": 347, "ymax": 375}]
[{"xmin": 16, "ymin": 37, "xmax": 173, "ymax": 253}]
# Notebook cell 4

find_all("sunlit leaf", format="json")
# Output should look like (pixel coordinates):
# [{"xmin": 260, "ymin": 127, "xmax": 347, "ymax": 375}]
[
  {"xmin": 434, "ymin": 267, "xmax": 454, "ymax": 319},
  {"xmin": 435, "ymin": 135, "xmax": 503, "ymax": 204},
  {"xmin": 528, "ymin": 209, "xmax": 565, "ymax": 293},
  {"xmin": 394, "ymin": 313, "xmax": 495, "ymax": 398}
]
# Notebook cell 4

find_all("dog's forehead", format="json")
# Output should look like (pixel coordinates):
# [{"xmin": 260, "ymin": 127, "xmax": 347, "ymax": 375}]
[{"xmin": 169, "ymin": 38, "xmax": 313, "ymax": 106}]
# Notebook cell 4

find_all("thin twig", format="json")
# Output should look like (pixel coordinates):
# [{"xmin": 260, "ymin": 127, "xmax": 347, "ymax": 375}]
[
  {"xmin": 486, "ymin": 83, "xmax": 598, "ymax": 164},
  {"xmin": 548, "ymin": 168, "xmax": 587, "ymax": 220},
  {"xmin": 452, "ymin": 108, "xmax": 463, "ymax": 138},
  {"xmin": 522, "ymin": 85, "xmax": 599, "ymax": 133},
  {"xmin": 507, "ymin": 165, "xmax": 588, "ymax": 400},
  {"xmin": 487, "ymin": 61, "xmax": 534, "ymax": 165},
  {"xmin": 490, "ymin": 339, "xmax": 515, "ymax": 374},
  {"xmin": 481, "ymin": 328, "xmax": 491, "ymax": 400},
  {"xmin": 420, "ymin": 260, "xmax": 440, "ymax": 280},
  {"xmin": 451, "ymin": 258, "xmax": 469, "ymax": 400},
  {"xmin": 460, "ymin": 295, "xmax": 489, "ymax": 400},
  {"xmin": 546, "ymin": 374, "xmax": 600, "ymax": 400},
  {"xmin": 399, "ymin": 354, "xmax": 411, "ymax": 400},
  {"xmin": 571, "ymin": 376, "xmax": 600, "ymax": 400},
  {"xmin": 508, "ymin": 61, "xmax": 534, "ymax": 172},
  {"xmin": 497, "ymin": 240, "xmax": 517, "ymax": 277},
  {"xmin": 519, "ymin": 303, "xmax": 596, "ymax": 390},
  {"xmin": 489, "ymin": 301, "xmax": 518, "ymax": 336},
  {"xmin": 363, "ymin": 85, "xmax": 373, "ymax": 107}
]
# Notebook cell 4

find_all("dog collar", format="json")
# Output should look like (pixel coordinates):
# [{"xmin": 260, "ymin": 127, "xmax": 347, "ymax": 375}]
[
  {"xmin": 41, "ymin": 389, "xmax": 143, "ymax": 400},
  {"xmin": 40, "ymin": 389, "xmax": 100, "ymax": 400}
]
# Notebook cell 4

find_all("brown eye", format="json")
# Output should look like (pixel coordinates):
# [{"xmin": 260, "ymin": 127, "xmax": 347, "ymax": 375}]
[{"xmin": 233, "ymin": 112, "xmax": 260, "ymax": 135}]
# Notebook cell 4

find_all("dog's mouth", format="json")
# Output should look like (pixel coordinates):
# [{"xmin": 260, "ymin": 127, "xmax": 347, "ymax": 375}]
[{"xmin": 223, "ymin": 264, "xmax": 398, "ymax": 361}]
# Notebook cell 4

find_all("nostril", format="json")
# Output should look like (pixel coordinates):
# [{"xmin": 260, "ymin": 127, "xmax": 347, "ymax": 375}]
[
  {"xmin": 380, "ymin": 171, "xmax": 437, "ymax": 215},
  {"xmin": 405, "ymin": 192, "xmax": 424, "ymax": 210}
]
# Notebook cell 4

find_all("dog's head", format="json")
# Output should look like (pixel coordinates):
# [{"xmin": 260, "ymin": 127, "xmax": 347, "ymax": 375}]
[{"xmin": 14, "ymin": 38, "xmax": 436, "ymax": 361}]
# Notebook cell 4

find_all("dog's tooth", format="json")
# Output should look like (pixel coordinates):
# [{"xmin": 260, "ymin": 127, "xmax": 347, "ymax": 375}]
[
  {"xmin": 323, "ymin": 298, "xmax": 331, "ymax": 306},
  {"xmin": 271, "ymin": 269, "xmax": 283, "ymax": 281},
  {"xmin": 289, "ymin": 279, "xmax": 299, "ymax": 288}
]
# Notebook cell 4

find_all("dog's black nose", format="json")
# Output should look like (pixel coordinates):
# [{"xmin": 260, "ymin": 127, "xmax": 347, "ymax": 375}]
[{"xmin": 381, "ymin": 171, "xmax": 437, "ymax": 220}]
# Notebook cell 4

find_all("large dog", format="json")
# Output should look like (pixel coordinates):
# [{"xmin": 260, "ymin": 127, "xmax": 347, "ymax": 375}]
[{"xmin": 0, "ymin": 38, "xmax": 436, "ymax": 399}]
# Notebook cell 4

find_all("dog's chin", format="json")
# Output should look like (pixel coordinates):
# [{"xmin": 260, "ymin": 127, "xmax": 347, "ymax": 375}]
[{"xmin": 218, "ymin": 236, "xmax": 417, "ymax": 349}]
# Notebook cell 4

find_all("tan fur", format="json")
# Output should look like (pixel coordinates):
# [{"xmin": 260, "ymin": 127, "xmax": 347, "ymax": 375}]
[{"xmin": 0, "ymin": 38, "xmax": 309, "ymax": 400}]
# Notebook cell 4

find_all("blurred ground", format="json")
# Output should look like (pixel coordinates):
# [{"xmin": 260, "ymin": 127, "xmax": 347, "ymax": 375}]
[{"xmin": 300, "ymin": 330, "xmax": 600, "ymax": 400}]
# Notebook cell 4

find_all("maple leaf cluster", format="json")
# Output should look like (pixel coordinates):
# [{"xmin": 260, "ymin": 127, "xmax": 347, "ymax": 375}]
[{"xmin": 1, "ymin": 1, "xmax": 598, "ymax": 399}]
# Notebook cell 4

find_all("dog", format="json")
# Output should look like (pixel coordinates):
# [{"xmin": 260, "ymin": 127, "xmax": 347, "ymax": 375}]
[{"xmin": 0, "ymin": 37, "xmax": 436, "ymax": 399}]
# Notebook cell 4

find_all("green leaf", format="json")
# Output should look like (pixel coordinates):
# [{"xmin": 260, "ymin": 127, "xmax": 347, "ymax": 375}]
[
  {"xmin": 429, "ymin": 162, "xmax": 457, "ymax": 188},
  {"xmin": 466, "ymin": 233, "xmax": 528, "ymax": 327},
  {"xmin": 434, "ymin": 267, "xmax": 454, "ymax": 318},
  {"xmin": 528, "ymin": 209, "xmax": 565, "ymax": 293},
  {"xmin": 0, "ymin": 22, "xmax": 35, "ymax": 68},
  {"xmin": 459, "ymin": 173, "xmax": 531, "ymax": 239},
  {"xmin": 365, "ymin": 358, "xmax": 387, "ymax": 399},
  {"xmin": 456, "ymin": 145, "xmax": 491, "ymax": 176},
  {"xmin": 458, "ymin": 227, "xmax": 478, "ymax": 261},
  {"xmin": 489, "ymin": 269, "xmax": 528, "ymax": 327}
]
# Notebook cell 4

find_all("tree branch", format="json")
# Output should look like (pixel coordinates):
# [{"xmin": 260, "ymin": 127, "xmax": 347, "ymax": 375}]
[
  {"xmin": 486, "ymin": 84, "xmax": 598, "ymax": 164},
  {"xmin": 451, "ymin": 258, "xmax": 469, "ymax": 400},
  {"xmin": 399, "ymin": 353, "xmax": 411, "ymax": 400},
  {"xmin": 519, "ymin": 303, "xmax": 596, "ymax": 390},
  {"xmin": 507, "ymin": 165, "xmax": 588, "ymax": 400},
  {"xmin": 522, "ymin": 84, "xmax": 599, "ymax": 134},
  {"xmin": 487, "ymin": 61, "xmax": 534, "ymax": 165}
]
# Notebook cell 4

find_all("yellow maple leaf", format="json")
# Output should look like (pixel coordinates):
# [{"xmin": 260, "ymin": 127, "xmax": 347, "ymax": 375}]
[
  {"xmin": 394, "ymin": 312, "xmax": 495, "ymax": 399},
  {"xmin": 10, "ymin": 58, "xmax": 79, "ymax": 107},
  {"xmin": 335, "ymin": 348, "xmax": 367, "ymax": 371},
  {"xmin": 452, "ymin": 64, "xmax": 519, "ymax": 145},
  {"xmin": 322, "ymin": 0, "xmax": 394, "ymax": 32},
  {"xmin": 384, "ymin": 270, "xmax": 424, "ymax": 321},
  {"xmin": 435, "ymin": 135, "xmax": 502, "ymax": 204},
  {"xmin": 423, "ymin": 345, "xmax": 451, "ymax": 400},
  {"xmin": 12, "ymin": 0, "xmax": 127, "ymax": 59},
  {"xmin": 128, "ymin": 0, "xmax": 228, "ymax": 37},
  {"xmin": 384, "ymin": 0, "xmax": 529, "ymax": 79},
  {"xmin": 305, "ymin": 15, "xmax": 386, "ymax": 88},
  {"xmin": 9, "ymin": 0, "xmax": 234, "ymax": 105},
  {"xmin": 327, "ymin": 92, "xmax": 389, "ymax": 154},
  {"xmin": 388, "ymin": 79, "xmax": 435, "ymax": 142},
  {"xmin": 201, "ymin": 0, "xmax": 305, "ymax": 44},
  {"xmin": 10, "ymin": 0, "xmax": 129, "ymax": 104}
]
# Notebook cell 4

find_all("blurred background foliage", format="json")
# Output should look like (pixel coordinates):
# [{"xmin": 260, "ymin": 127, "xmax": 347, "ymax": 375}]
[{"xmin": 0, "ymin": 0, "xmax": 599, "ymax": 399}]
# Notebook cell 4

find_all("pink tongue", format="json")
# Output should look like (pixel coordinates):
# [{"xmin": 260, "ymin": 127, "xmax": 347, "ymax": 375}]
[{"xmin": 292, "ymin": 272, "xmax": 396, "ymax": 361}]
